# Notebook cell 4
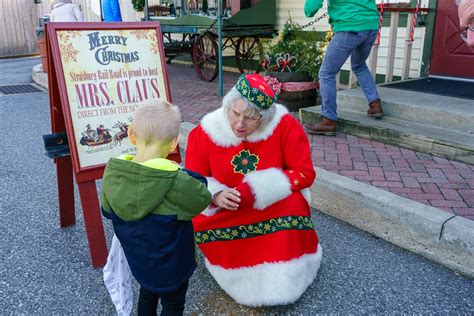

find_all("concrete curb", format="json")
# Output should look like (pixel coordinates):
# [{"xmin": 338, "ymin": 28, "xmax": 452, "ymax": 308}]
[
  {"xmin": 312, "ymin": 167, "xmax": 474, "ymax": 278},
  {"xmin": 179, "ymin": 122, "xmax": 474, "ymax": 279},
  {"xmin": 32, "ymin": 64, "xmax": 48, "ymax": 89}
]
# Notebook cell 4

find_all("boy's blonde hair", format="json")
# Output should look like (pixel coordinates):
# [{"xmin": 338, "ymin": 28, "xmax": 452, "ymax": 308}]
[{"xmin": 132, "ymin": 100, "xmax": 181, "ymax": 146}]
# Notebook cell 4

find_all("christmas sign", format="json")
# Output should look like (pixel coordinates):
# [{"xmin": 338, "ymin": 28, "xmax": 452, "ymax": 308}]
[
  {"xmin": 55, "ymin": 26, "xmax": 171, "ymax": 170},
  {"xmin": 46, "ymin": 22, "xmax": 174, "ymax": 267}
]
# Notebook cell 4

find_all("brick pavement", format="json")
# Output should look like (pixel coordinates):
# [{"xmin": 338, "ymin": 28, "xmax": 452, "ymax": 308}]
[{"xmin": 167, "ymin": 63, "xmax": 474, "ymax": 221}]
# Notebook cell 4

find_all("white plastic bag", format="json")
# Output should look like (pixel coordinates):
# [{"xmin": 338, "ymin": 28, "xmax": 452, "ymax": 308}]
[{"xmin": 103, "ymin": 235, "xmax": 133, "ymax": 316}]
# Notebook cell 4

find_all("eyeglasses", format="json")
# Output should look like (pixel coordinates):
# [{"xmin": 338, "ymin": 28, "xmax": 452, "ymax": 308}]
[
  {"xmin": 461, "ymin": 26, "xmax": 473, "ymax": 44},
  {"xmin": 229, "ymin": 107, "xmax": 261, "ymax": 124},
  {"xmin": 464, "ymin": 19, "xmax": 474, "ymax": 32}
]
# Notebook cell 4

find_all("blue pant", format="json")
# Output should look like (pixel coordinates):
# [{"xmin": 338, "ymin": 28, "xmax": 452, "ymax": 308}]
[{"xmin": 319, "ymin": 30, "xmax": 380, "ymax": 121}]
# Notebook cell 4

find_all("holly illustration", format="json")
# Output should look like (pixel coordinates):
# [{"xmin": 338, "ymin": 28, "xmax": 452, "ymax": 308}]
[{"xmin": 231, "ymin": 150, "xmax": 259, "ymax": 174}]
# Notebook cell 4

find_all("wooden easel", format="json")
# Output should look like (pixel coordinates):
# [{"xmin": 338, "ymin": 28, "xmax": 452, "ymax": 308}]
[{"xmin": 44, "ymin": 22, "xmax": 179, "ymax": 268}]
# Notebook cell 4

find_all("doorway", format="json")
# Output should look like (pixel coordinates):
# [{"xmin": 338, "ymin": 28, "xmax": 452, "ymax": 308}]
[{"xmin": 430, "ymin": 1, "xmax": 474, "ymax": 78}]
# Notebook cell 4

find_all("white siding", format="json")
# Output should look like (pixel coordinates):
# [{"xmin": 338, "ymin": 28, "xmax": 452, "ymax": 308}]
[
  {"xmin": 276, "ymin": 0, "xmax": 329, "ymax": 31},
  {"xmin": 367, "ymin": 27, "xmax": 426, "ymax": 78}
]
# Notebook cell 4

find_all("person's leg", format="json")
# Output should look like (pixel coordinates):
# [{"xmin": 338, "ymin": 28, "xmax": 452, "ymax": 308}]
[
  {"xmin": 319, "ymin": 32, "xmax": 361, "ymax": 121},
  {"xmin": 305, "ymin": 32, "xmax": 365, "ymax": 135},
  {"xmin": 159, "ymin": 281, "xmax": 189, "ymax": 316},
  {"xmin": 138, "ymin": 286, "xmax": 160, "ymax": 316},
  {"xmin": 350, "ymin": 30, "xmax": 380, "ymax": 104}
]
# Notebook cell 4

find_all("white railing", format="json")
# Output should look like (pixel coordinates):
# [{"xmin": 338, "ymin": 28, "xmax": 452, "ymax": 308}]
[{"xmin": 341, "ymin": 4, "xmax": 430, "ymax": 88}]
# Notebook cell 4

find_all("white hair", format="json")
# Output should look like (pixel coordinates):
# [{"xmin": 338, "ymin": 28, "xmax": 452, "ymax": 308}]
[{"xmin": 222, "ymin": 88, "xmax": 276, "ymax": 131}]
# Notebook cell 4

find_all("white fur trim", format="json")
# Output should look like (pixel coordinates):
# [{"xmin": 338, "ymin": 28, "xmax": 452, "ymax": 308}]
[
  {"xmin": 201, "ymin": 177, "xmax": 228, "ymax": 216},
  {"xmin": 201, "ymin": 104, "xmax": 288, "ymax": 147},
  {"xmin": 201, "ymin": 108, "xmax": 241, "ymax": 147},
  {"xmin": 244, "ymin": 168, "xmax": 292, "ymax": 210},
  {"xmin": 206, "ymin": 177, "xmax": 228, "ymax": 196},
  {"xmin": 204, "ymin": 245, "xmax": 323, "ymax": 307},
  {"xmin": 301, "ymin": 188, "xmax": 312, "ymax": 205},
  {"xmin": 201, "ymin": 207, "xmax": 220, "ymax": 217}
]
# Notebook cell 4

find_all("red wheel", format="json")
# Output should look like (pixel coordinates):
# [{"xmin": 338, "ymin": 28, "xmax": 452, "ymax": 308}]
[
  {"xmin": 192, "ymin": 32, "xmax": 218, "ymax": 82},
  {"xmin": 235, "ymin": 36, "xmax": 263, "ymax": 74}
]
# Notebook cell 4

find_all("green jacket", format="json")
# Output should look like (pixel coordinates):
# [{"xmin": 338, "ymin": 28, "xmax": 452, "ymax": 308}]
[
  {"xmin": 101, "ymin": 155, "xmax": 211, "ymax": 221},
  {"xmin": 101, "ymin": 155, "xmax": 211, "ymax": 293},
  {"xmin": 304, "ymin": 0, "xmax": 379, "ymax": 32}
]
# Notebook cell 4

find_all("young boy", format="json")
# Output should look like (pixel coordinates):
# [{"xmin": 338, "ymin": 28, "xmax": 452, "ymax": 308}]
[{"xmin": 101, "ymin": 101, "xmax": 211, "ymax": 315}]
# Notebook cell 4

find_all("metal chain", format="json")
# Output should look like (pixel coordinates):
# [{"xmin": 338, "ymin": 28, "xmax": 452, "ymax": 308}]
[
  {"xmin": 206, "ymin": 18, "xmax": 218, "ymax": 33},
  {"xmin": 203, "ymin": 11, "xmax": 327, "ymax": 35},
  {"xmin": 301, "ymin": 12, "xmax": 328, "ymax": 30}
]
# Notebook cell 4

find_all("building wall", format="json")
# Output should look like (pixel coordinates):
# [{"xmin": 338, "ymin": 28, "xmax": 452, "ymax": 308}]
[
  {"xmin": 0, "ymin": 0, "xmax": 158, "ymax": 58},
  {"xmin": 0, "ymin": 1, "xmax": 45, "ymax": 57}
]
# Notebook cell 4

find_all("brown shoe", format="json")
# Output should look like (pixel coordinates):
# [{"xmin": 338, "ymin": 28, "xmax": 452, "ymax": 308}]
[
  {"xmin": 303, "ymin": 116, "xmax": 336, "ymax": 136},
  {"xmin": 368, "ymin": 99, "xmax": 383, "ymax": 118}
]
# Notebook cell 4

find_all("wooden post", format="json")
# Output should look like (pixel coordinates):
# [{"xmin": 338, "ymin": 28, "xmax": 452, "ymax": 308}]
[
  {"xmin": 369, "ymin": 44, "xmax": 379, "ymax": 80},
  {"xmin": 56, "ymin": 157, "xmax": 76, "ymax": 227},
  {"xmin": 385, "ymin": 11, "xmax": 399, "ymax": 83},
  {"xmin": 348, "ymin": 69, "xmax": 358, "ymax": 88},
  {"xmin": 402, "ymin": 12, "xmax": 415, "ymax": 80},
  {"xmin": 78, "ymin": 181, "xmax": 107, "ymax": 268}
]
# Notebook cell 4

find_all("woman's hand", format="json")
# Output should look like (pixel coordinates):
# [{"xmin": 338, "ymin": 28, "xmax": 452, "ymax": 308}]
[{"xmin": 213, "ymin": 188, "xmax": 241, "ymax": 210}]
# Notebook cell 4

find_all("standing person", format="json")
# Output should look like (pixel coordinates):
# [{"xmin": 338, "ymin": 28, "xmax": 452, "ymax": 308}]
[
  {"xmin": 185, "ymin": 73, "xmax": 322, "ymax": 307},
  {"xmin": 101, "ymin": 0, "xmax": 123, "ymax": 22},
  {"xmin": 50, "ymin": 0, "xmax": 84, "ymax": 22},
  {"xmin": 303, "ymin": 0, "xmax": 383, "ymax": 136},
  {"xmin": 101, "ymin": 101, "xmax": 211, "ymax": 315}
]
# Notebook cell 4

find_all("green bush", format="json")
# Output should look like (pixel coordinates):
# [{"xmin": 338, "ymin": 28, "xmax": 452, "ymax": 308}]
[
  {"xmin": 132, "ymin": 0, "xmax": 145, "ymax": 11},
  {"xmin": 263, "ymin": 19, "xmax": 332, "ymax": 81}
]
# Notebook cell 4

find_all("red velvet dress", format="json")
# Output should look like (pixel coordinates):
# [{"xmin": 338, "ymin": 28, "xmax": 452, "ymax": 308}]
[{"xmin": 185, "ymin": 104, "xmax": 322, "ymax": 306}]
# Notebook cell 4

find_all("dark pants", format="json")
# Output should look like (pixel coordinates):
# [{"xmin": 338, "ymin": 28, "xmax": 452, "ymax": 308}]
[{"xmin": 137, "ymin": 281, "xmax": 189, "ymax": 316}]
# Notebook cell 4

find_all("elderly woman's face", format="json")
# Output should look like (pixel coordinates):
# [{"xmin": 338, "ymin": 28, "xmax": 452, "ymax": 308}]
[{"xmin": 228, "ymin": 99, "xmax": 261, "ymax": 138}]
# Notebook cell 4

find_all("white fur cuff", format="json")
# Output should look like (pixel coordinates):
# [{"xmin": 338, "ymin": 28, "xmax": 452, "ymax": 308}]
[
  {"xmin": 244, "ymin": 168, "xmax": 292, "ymax": 210},
  {"xmin": 202, "ymin": 177, "xmax": 228, "ymax": 216},
  {"xmin": 206, "ymin": 177, "xmax": 228, "ymax": 196}
]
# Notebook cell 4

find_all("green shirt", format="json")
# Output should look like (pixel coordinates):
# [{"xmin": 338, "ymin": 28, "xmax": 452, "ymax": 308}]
[{"xmin": 304, "ymin": 0, "xmax": 380, "ymax": 32}]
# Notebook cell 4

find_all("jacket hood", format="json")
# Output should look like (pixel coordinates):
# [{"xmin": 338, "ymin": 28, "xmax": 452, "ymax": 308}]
[{"xmin": 102, "ymin": 156, "xmax": 180, "ymax": 221}]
